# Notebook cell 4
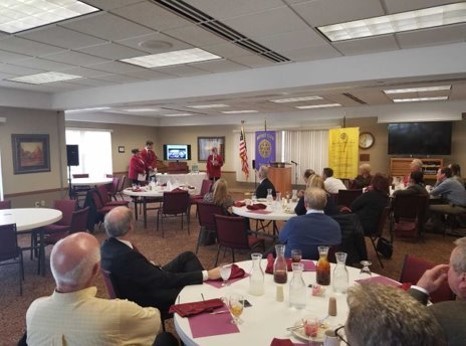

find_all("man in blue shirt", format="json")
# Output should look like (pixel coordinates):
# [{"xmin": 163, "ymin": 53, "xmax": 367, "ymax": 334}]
[
  {"xmin": 278, "ymin": 187, "xmax": 341, "ymax": 259},
  {"xmin": 430, "ymin": 167, "xmax": 466, "ymax": 211}
]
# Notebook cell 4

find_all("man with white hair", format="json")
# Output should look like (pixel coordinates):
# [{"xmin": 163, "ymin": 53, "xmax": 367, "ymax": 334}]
[
  {"xmin": 26, "ymin": 232, "xmax": 162, "ymax": 345},
  {"xmin": 255, "ymin": 165, "xmax": 276, "ymax": 198},
  {"xmin": 409, "ymin": 237, "xmax": 466, "ymax": 345}
]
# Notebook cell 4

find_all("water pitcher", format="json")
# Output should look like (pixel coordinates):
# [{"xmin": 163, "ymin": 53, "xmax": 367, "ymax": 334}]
[
  {"xmin": 289, "ymin": 262, "xmax": 306, "ymax": 309},
  {"xmin": 249, "ymin": 253, "xmax": 265, "ymax": 296},
  {"xmin": 333, "ymin": 252, "xmax": 349, "ymax": 293}
]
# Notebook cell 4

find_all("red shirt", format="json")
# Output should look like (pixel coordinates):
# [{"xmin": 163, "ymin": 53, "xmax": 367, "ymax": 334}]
[
  {"xmin": 128, "ymin": 155, "xmax": 146, "ymax": 180},
  {"xmin": 140, "ymin": 148, "xmax": 157, "ymax": 171},
  {"xmin": 206, "ymin": 154, "xmax": 223, "ymax": 179}
]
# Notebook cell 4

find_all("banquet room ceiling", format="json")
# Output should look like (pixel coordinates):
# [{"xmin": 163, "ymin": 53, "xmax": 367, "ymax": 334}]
[{"xmin": 1, "ymin": 0, "xmax": 466, "ymax": 126}]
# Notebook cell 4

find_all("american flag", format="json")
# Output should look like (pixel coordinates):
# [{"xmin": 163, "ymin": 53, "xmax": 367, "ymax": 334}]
[{"xmin": 239, "ymin": 124, "xmax": 249, "ymax": 179}]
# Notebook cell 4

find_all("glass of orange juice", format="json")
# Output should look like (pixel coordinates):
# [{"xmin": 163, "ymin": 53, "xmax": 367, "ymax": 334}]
[{"xmin": 228, "ymin": 294, "xmax": 244, "ymax": 324}]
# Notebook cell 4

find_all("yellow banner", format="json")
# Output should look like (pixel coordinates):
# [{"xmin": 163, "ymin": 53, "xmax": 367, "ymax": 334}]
[{"xmin": 328, "ymin": 127, "xmax": 359, "ymax": 179}]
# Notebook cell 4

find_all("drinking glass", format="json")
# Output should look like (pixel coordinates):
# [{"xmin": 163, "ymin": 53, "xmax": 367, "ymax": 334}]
[
  {"xmin": 304, "ymin": 316, "xmax": 320, "ymax": 338},
  {"xmin": 220, "ymin": 264, "xmax": 232, "ymax": 286},
  {"xmin": 228, "ymin": 294, "xmax": 244, "ymax": 324},
  {"xmin": 360, "ymin": 260, "xmax": 372, "ymax": 277}
]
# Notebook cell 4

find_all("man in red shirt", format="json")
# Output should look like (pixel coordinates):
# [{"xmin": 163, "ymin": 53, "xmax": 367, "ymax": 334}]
[
  {"xmin": 206, "ymin": 147, "xmax": 223, "ymax": 181},
  {"xmin": 140, "ymin": 140, "xmax": 157, "ymax": 180}
]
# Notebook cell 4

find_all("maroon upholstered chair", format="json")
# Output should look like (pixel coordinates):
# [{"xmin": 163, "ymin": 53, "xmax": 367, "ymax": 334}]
[
  {"xmin": 195, "ymin": 201, "xmax": 225, "ymax": 254},
  {"xmin": 0, "ymin": 200, "xmax": 11, "ymax": 209},
  {"xmin": 214, "ymin": 214, "xmax": 265, "ymax": 266},
  {"xmin": 0, "ymin": 223, "xmax": 24, "ymax": 295},
  {"xmin": 400, "ymin": 254, "xmax": 455, "ymax": 303},
  {"xmin": 391, "ymin": 194, "xmax": 429, "ymax": 239},
  {"xmin": 157, "ymin": 190, "xmax": 191, "ymax": 237},
  {"xmin": 366, "ymin": 206, "xmax": 391, "ymax": 269},
  {"xmin": 43, "ymin": 207, "xmax": 90, "ymax": 245},
  {"xmin": 190, "ymin": 179, "xmax": 214, "ymax": 216},
  {"xmin": 96, "ymin": 184, "xmax": 129, "ymax": 207},
  {"xmin": 337, "ymin": 189, "xmax": 363, "ymax": 208}
]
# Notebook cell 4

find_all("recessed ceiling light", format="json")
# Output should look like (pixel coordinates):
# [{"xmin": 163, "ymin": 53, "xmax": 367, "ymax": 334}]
[
  {"xmin": 66, "ymin": 107, "xmax": 111, "ymax": 114},
  {"xmin": 163, "ymin": 113, "xmax": 194, "ymax": 117},
  {"xmin": 188, "ymin": 104, "xmax": 229, "ymax": 109},
  {"xmin": 125, "ymin": 108, "xmax": 160, "ymax": 112},
  {"xmin": 8, "ymin": 71, "xmax": 82, "ymax": 84},
  {"xmin": 120, "ymin": 48, "xmax": 221, "ymax": 68},
  {"xmin": 221, "ymin": 110, "xmax": 258, "ymax": 114},
  {"xmin": 270, "ymin": 96, "xmax": 323, "ymax": 103},
  {"xmin": 384, "ymin": 85, "xmax": 451, "ymax": 94},
  {"xmin": 318, "ymin": 3, "xmax": 466, "ymax": 41},
  {"xmin": 296, "ymin": 103, "xmax": 342, "ymax": 109},
  {"xmin": 0, "ymin": 0, "xmax": 99, "ymax": 34},
  {"xmin": 393, "ymin": 96, "xmax": 448, "ymax": 103}
]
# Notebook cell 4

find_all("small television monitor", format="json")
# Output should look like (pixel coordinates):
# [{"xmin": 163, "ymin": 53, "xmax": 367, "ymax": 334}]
[
  {"xmin": 163, "ymin": 144, "xmax": 191, "ymax": 161},
  {"xmin": 387, "ymin": 121, "xmax": 452, "ymax": 155}
]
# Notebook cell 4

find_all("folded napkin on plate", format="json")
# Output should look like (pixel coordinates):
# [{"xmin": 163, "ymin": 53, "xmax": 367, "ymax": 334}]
[
  {"xmin": 169, "ymin": 298, "xmax": 224, "ymax": 317},
  {"xmin": 234, "ymin": 201, "xmax": 246, "ymax": 207},
  {"xmin": 247, "ymin": 203, "xmax": 267, "ymax": 210},
  {"xmin": 219, "ymin": 264, "xmax": 245, "ymax": 280}
]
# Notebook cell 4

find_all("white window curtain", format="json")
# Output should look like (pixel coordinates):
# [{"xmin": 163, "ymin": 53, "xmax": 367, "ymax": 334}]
[
  {"xmin": 65, "ymin": 129, "xmax": 112, "ymax": 178},
  {"xmin": 282, "ymin": 130, "xmax": 329, "ymax": 185}
]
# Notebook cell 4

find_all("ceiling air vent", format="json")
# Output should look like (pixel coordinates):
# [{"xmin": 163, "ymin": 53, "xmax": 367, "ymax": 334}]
[{"xmin": 152, "ymin": 0, "xmax": 290, "ymax": 63}]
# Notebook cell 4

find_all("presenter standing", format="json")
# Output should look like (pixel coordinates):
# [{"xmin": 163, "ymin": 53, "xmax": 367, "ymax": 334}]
[
  {"xmin": 141, "ymin": 140, "xmax": 157, "ymax": 180},
  {"xmin": 206, "ymin": 147, "xmax": 223, "ymax": 181}
]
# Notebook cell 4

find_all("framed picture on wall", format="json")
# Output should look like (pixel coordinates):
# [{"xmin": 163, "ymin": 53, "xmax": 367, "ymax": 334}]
[
  {"xmin": 11, "ymin": 134, "xmax": 51, "ymax": 174},
  {"xmin": 197, "ymin": 137, "xmax": 225, "ymax": 162}
]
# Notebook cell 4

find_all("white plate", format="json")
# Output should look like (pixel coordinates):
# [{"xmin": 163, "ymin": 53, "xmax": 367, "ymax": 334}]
[
  {"xmin": 291, "ymin": 320, "xmax": 330, "ymax": 343},
  {"xmin": 257, "ymin": 198, "xmax": 268, "ymax": 202}
]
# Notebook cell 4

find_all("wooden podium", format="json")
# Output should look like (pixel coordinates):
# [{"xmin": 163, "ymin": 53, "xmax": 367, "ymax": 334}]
[{"xmin": 268, "ymin": 167, "xmax": 292, "ymax": 195}]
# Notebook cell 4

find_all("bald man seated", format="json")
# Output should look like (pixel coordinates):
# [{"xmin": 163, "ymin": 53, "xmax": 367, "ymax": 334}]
[{"xmin": 26, "ymin": 232, "xmax": 164, "ymax": 345}]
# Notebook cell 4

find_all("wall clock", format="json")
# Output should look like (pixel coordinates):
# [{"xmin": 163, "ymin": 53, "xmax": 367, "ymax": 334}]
[{"xmin": 359, "ymin": 132, "xmax": 375, "ymax": 149}]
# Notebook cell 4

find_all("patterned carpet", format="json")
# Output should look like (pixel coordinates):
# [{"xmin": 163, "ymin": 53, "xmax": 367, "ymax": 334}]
[{"xmin": 0, "ymin": 195, "xmax": 460, "ymax": 345}]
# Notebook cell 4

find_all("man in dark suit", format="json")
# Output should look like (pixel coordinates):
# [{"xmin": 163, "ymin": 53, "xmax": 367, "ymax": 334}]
[
  {"xmin": 278, "ymin": 187, "xmax": 341, "ymax": 259},
  {"xmin": 100, "ymin": 206, "xmax": 221, "ymax": 314},
  {"xmin": 255, "ymin": 165, "xmax": 276, "ymax": 198},
  {"xmin": 409, "ymin": 237, "xmax": 466, "ymax": 346}
]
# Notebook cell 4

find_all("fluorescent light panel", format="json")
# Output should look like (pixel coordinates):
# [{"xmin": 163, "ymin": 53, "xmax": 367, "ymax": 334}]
[
  {"xmin": 8, "ymin": 71, "xmax": 82, "ymax": 84},
  {"xmin": 318, "ymin": 3, "xmax": 466, "ymax": 41},
  {"xmin": 188, "ymin": 104, "xmax": 229, "ymax": 109},
  {"xmin": 270, "ymin": 95, "xmax": 323, "ymax": 103},
  {"xmin": 221, "ymin": 110, "xmax": 258, "ymax": 114},
  {"xmin": 121, "ymin": 48, "xmax": 221, "ymax": 68},
  {"xmin": 384, "ymin": 85, "xmax": 451, "ymax": 94},
  {"xmin": 296, "ymin": 103, "xmax": 341, "ymax": 109},
  {"xmin": 393, "ymin": 96, "xmax": 448, "ymax": 103},
  {"xmin": 163, "ymin": 113, "xmax": 194, "ymax": 117},
  {"xmin": 0, "ymin": 0, "xmax": 99, "ymax": 34}
]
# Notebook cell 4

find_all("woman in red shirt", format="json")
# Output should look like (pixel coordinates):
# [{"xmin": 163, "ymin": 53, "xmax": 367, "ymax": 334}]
[{"xmin": 128, "ymin": 148, "xmax": 146, "ymax": 184}]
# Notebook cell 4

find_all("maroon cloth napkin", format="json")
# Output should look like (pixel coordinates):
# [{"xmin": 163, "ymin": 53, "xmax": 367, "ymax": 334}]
[
  {"xmin": 246, "ymin": 203, "xmax": 267, "ymax": 210},
  {"xmin": 355, "ymin": 275, "xmax": 401, "ymax": 287},
  {"xmin": 188, "ymin": 305, "xmax": 239, "ymax": 338},
  {"xmin": 205, "ymin": 264, "xmax": 248, "ymax": 288},
  {"xmin": 270, "ymin": 339, "xmax": 308, "ymax": 346},
  {"xmin": 265, "ymin": 254, "xmax": 316, "ymax": 274},
  {"xmin": 234, "ymin": 201, "xmax": 246, "ymax": 207},
  {"xmin": 169, "ymin": 298, "xmax": 224, "ymax": 317}
]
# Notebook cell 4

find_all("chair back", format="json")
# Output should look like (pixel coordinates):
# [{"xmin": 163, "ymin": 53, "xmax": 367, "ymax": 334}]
[
  {"xmin": 337, "ymin": 189, "xmax": 363, "ymax": 207},
  {"xmin": 101, "ymin": 269, "xmax": 120, "ymax": 299},
  {"xmin": 70, "ymin": 207, "xmax": 90, "ymax": 233},
  {"xmin": 53, "ymin": 199, "xmax": 78, "ymax": 226},
  {"xmin": 200, "ymin": 179, "xmax": 213, "ymax": 196},
  {"xmin": 72, "ymin": 173, "xmax": 89, "ymax": 178},
  {"xmin": 0, "ymin": 223, "xmax": 19, "ymax": 261},
  {"xmin": 373, "ymin": 206, "xmax": 391, "ymax": 238},
  {"xmin": 96, "ymin": 184, "xmax": 111, "ymax": 205},
  {"xmin": 214, "ymin": 214, "xmax": 250, "ymax": 250},
  {"xmin": 197, "ymin": 201, "xmax": 224, "ymax": 230},
  {"xmin": 399, "ymin": 254, "xmax": 455, "ymax": 303},
  {"xmin": 118, "ymin": 175, "xmax": 127, "ymax": 193},
  {"xmin": 90, "ymin": 189, "xmax": 105, "ymax": 210},
  {"xmin": 162, "ymin": 190, "xmax": 190, "ymax": 214},
  {"xmin": 110, "ymin": 177, "xmax": 120, "ymax": 194},
  {"xmin": 0, "ymin": 200, "xmax": 11, "ymax": 209},
  {"xmin": 391, "ymin": 194, "xmax": 429, "ymax": 236}
]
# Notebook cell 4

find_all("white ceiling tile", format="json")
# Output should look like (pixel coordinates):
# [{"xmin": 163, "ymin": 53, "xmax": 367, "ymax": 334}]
[
  {"xmin": 0, "ymin": 63, "xmax": 44, "ymax": 75},
  {"xmin": 384, "ymin": 0, "xmax": 459, "ymax": 14},
  {"xmin": 60, "ymin": 13, "xmax": 153, "ymax": 41},
  {"xmin": 0, "ymin": 37, "xmax": 65, "ymax": 56},
  {"xmin": 93, "ymin": 74, "xmax": 145, "ymax": 83},
  {"xmin": 80, "ymin": 0, "xmax": 143, "ymax": 11},
  {"xmin": 123, "ymin": 69, "xmax": 176, "ymax": 80},
  {"xmin": 18, "ymin": 25, "xmax": 107, "ymax": 50},
  {"xmin": 67, "ymin": 78, "xmax": 116, "ymax": 87},
  {"xmin": 191, "ymin": 59, "xmax": 248, "ymax": 73},
  {"xmin": 228, "ymin": 54, "xmax": 275, "ymax": 68},
  {"xmin": 156, "ymin": 64, "xmax": 208, "ymax": 77},
  {"xmin": 110, "ymin": 2, "xmax": 193, "ymax": 31},
  {"xmin": 0, "ymin": 49, "xmax": 32, "ymax": 63},
  {"xmin": 282, "ymin": 45, "xmax": 342, "ymax": 61},
  {"xmin": 0, "ymin": 71, "xmax": 17, "ymax": 79},
  {"xmin": 201, "ymin": 43, "xmax": 253, "ymax": 58},
  {"xmin": 397, "ymin": 24, "xmax": 466, "ymax": 49},
  {"xmin": 333, "ymin": 35, "xmax": 400, "ymax": 56},
  {"xmin": 254, "ymin": 28, "xmax": 329, "ymax": 52},
  {"xmin": 79, "ymin": 43, "xmax": 146, "ymax": 59},
  {"xmin": 53, "ymin": 67, "xmax": 111, "ymax": 78},
  {"xmin": 0, "ymin": 80, "xmax": 53, "ymax": 92},
  {"xmin": 86, "ymin": 61, "xmax": 150, "ymax": 74},
  {"xmin": 44, "ymin": 51, "xmax": 110, "ymax": 66},
  {"xmin": 450, "ymin": 83, "xmax": 466, "ymax": 99},
  {"xmin": 164, "ymin": 25, "xmax": 228, "ymax": 48},
  {"xmin": 9, "ymin": 58, "xmax": 74, "ymax": 71},
  {"xmin": 183, "ymin": 0, "xmax": 285, "ymax": 20},
  {"xmin": 223, "ymin": 7, "xmax": 310, "ymax": 40},
  {"xmin": 348, "ymin": 89, "xmax": 392, "ymax": 104},
  {"xmin": 292, "ymin": 0, "xmax": 385, "ymax": 27},
  {"xmin": 116, "ymin": 33, "xmax": 192, "ymax": 53}
]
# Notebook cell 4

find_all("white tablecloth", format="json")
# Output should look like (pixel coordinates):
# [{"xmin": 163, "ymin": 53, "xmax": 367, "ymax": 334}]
[{"xmin": 156, "ymin": 173, "xmax": 207, "ymax": 191}]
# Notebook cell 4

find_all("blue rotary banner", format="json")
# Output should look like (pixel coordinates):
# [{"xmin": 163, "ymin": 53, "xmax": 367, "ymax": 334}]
[{"xmin": 254, "ymin": 131, "xmax": 276, "ymax": 169}]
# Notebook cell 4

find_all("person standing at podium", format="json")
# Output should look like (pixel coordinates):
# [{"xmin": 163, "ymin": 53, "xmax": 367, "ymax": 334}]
[
  {"xmin": 255, "ymin": 165, "xmax": 276, "ymax": 199},
  {"xmin": 206, "ymin": 147, "xmax": 224, "ymax": 181}
]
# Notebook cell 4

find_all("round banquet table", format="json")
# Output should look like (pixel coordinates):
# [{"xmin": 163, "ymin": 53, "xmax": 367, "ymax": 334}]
[
  {"xmin": 70, "ymin": 177, "xmax": 113, "ymax": 186},
  {"xmin": 174, "ymin": 259, "xmax": 390, "ymax": 345}
]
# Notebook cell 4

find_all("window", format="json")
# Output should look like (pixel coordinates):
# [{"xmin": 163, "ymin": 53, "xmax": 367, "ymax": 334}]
[{"xmin": 66, "ymin": 129, "xmax": 112, "ymax": 177}]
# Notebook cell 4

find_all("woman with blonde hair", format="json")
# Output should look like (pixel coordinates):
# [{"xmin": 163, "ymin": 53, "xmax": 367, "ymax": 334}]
[
  {"xmin": 203, "ymin": 178, "xmax": 234, "ymax": 213},
  {"xmin": 294, "ymin": 175, "xmax": 338, "ymax": 216},
  {"xmin": 352, "ymin": 163, "xmax": 373, "ymax": 189}
]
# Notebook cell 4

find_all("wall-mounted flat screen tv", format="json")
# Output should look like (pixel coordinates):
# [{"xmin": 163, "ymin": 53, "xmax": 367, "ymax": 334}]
[
  {"xmin": 387, "ymin": 121, "xmax": 452, "ymax": 155},
  {"xmin": 163, "ymin": 144, "xmax": 191, "ymax": 161}
]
